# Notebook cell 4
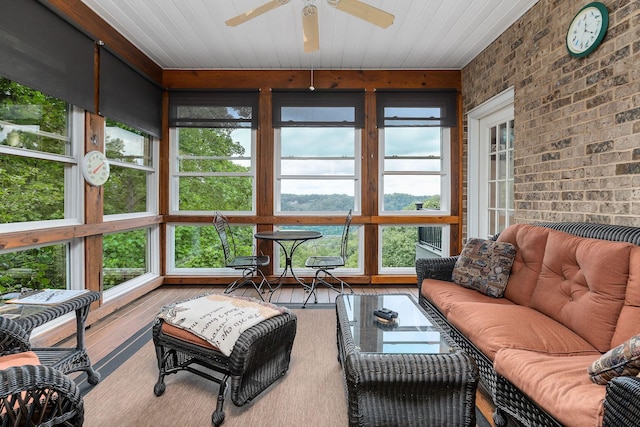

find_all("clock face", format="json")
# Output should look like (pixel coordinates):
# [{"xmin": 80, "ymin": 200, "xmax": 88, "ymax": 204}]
[
  {"xmin": 566, "ymin": 2, "xmax": 608, "ymax": 57},
  {"xmin": 82, "ymin": 151, "xmax": 110, "ymax": 186}
]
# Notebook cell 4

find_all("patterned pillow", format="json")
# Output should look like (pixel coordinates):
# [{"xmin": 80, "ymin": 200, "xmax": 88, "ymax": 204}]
[
  {"xmin": 588, "ymin": 335, "xmax": 640, "ymax": 385},
  {"xmin": 451, "ymin": 238, "xmax": 516, "ymax": 298}
]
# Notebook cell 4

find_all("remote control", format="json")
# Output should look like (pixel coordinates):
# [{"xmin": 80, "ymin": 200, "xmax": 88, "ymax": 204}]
[{"xmin": 373, "ymin": 308, "xmax": 398, "ymax": 321}]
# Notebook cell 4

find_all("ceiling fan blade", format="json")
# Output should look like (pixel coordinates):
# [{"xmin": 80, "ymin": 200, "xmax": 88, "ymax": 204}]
[
  {"xmin": 225, "ymin": 0, "xmax": 290, "ymax": 27},
  {"xmin": 302, "ymin": 5, "xmax": 319, "ymax": 53},
  {"xmin": 333, "ymin": 0, "xmax": 394, "ymax": 28}
]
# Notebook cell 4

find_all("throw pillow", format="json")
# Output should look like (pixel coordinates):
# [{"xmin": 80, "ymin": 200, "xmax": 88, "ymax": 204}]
[
  {"xmin": 588, "ymin": 334, "xmax": 640, "ymax": 385},
  {"xmin": 451, "ymin": 238, "xmax": 516, "ymax": 298}
]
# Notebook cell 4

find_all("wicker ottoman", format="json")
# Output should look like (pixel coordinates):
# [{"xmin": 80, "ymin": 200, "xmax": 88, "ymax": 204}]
[{"xmin": 152, "ymin": 295, "xmax": 297, "ymax": 426}]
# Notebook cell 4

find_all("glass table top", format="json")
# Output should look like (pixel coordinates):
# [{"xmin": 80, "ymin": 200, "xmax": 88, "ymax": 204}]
[{"xmin": 340, "ymin": 294, "xmax": 454, "ymax": 355}]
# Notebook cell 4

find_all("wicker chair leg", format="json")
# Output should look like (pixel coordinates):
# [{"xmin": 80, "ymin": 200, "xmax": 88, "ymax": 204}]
[{"xmin": 493, "ymin": 408, "xmax": 509, "ymax": 427}]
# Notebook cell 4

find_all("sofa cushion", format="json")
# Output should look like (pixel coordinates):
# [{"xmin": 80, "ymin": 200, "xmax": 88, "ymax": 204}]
[
  {"xmin": 611, "ymin": 246, "xmax": 640, "ymax": 347},
  {"xmin": 494, "ymin": 349, "xmax": 606, "ymax": 427},
  {"xmin": 496, "ymin": 224, "xmax": 550, "ymax": 306},
  {"xmin": 446, "ymin": 302, "xmax": 599, "ymax": 360},
  {"xmin": 529, "ymin": 229, "xmax": 633, "ymax": 352},
  {"xmin": 452, "ymin": 238, "xmax": 516, "ymax": 297},
  {"xmin": 421, "ymin": 278, "xmax": 515, "ymax": 317},
  {"xmin": 588, "ymin": 334, "xmax": 640, "ymax": 385}
]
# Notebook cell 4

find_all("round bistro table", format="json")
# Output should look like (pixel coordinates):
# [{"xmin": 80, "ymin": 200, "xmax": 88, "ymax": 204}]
[{"xmin": 254, "ymin": 230, "xmax": 322, "ymax": 298}]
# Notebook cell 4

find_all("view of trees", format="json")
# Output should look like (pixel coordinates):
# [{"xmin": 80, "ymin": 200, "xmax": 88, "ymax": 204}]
[{"xmin": 0, "ymin": 78, "xmax": 442, "ymax": 295}]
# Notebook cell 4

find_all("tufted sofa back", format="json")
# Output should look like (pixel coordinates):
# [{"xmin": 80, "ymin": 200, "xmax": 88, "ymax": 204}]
[{"xmin": 498, "ymin": 222, "xmax": 640, "ymax": 352}]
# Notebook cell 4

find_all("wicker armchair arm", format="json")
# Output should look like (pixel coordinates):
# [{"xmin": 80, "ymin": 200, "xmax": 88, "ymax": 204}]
[
  {"xmin": 415, "ymin": 256, "xmax": 459, "ymax": 286},
  {"xmin": 603, "ymin": 376, "xmax": 640, "ymax": 426},
  {"xmin": 0, "ymin": 316, "xmax": 32, "ymax": 355},
  {"xmin": 0, "ymin": 364, "xmax": 84, "ymax": 427}
]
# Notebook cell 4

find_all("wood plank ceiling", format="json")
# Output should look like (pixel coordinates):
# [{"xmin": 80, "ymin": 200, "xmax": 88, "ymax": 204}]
[{"xmin": 80, "ymin": 0, "xmax": 539, "ymax": 70}]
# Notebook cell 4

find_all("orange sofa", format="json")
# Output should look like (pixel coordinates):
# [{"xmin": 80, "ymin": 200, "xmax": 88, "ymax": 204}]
[{"xmin": 416, "ymin": 222, "xmax": 640, "ymax": 427}]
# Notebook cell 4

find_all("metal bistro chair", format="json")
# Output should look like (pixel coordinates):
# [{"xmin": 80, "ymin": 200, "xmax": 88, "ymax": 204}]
[
  {"xmin": 303, "ymin": 209, "xmax": 354, "ymax": 307},
  {"xmin": 213, "ymin": 212, "xmax": 271, "ymax": 301}
]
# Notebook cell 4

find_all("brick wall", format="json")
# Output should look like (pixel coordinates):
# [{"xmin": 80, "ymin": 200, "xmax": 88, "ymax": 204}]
[{"xmin": 462, "ymin": 0, "xmax": 640, "ymax": 227}]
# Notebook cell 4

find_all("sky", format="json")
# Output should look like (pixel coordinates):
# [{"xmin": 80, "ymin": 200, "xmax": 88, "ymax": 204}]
[{"xmin": 231, "ymin": 126, "xmax": 444, "ymax": 197}]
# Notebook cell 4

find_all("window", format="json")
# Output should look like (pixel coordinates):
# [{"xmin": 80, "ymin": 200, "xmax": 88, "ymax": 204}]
[
  {"xmin": 467, "ymin": 88, "xmax": 515, "ymax": 238},
  {"xmin": 102, "ymin": 118, "xmax": 159, "ymax": 292},
  {"xmin": 488, "ymin": 120, "xmax": 515, "ymax": 235},
  {"xmin": 169, "ymin": 91, "xmax": 259, "ymax": 214},
  {"xmin": 273, "ymin": 90, "xmax": 364, "ymax": 214},
  {"xmin": 0, "ymin": 77, "xmax": 82, "ymax": 231},
  {"xmin": 376, "ymin": 90, "xmax": 457, "ymax": 272},
  {"xmin": 376, "ymin": 90, "xmax": 456, "ymax": 215},
  {"xmin": 379, "ymin": 127, "xmax": 450, "ymax": 213},
  {"xmin": 0, "ymin": 243, "xmax": 72, "ymax": 293},
  {"xmin": 102, "ymin": 227, "xmax": 159, "ymax": 299},
  {"xmin": 379, "ymin": 225, "xmax": 450, "ymax": 273},
  {"xmin": 168, "ymin": 223, "xmax": 256, "ymax": 274},
  {"xmin": 273, "ymin": 224, "xmax": 361, "ymax": 275},
  {"xmin": 104, "ymin": 119, "xmax": 155, "ymax": 216}
]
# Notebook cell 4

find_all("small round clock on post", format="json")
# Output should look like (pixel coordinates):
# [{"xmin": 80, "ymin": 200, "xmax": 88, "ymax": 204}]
[
  {"xmin": 566, "ymin": 2, "xmax": 609, "ymax": 58},
  {"xmin": 82, "ymin": 150, "xmax": 110, "ymax": 186}
]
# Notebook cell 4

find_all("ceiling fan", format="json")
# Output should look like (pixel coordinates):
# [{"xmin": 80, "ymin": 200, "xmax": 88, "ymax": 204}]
[{"xmin": 225, "ymin": 0, "xmax": 394, "ymax": 53}]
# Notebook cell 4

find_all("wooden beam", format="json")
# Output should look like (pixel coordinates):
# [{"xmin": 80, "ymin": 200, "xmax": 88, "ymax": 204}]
[{"xmin": 163, "ymin": 69, "xmax": 461, "ymax": 91}]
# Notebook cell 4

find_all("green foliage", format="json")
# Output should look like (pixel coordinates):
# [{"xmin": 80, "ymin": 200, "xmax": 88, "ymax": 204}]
[
  {"xmin": 381, "ymin": 226, "xmax": 418, "ymax": 268},
  {"xmin": 177, "ymin": 128, "xmax": 252, "ymax": 211},
  {"xmin": 0, "ymin": 245, "xmax": 66, "ymax": 294},
  {"xmin": 103, "ymin": 229, "xmax": 147, "ymax": 289}
]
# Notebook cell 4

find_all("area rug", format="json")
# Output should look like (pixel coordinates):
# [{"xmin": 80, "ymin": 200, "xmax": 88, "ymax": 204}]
[{"xmin": 80, "ymin": 306, "xmax": 491, "ymax": 427}]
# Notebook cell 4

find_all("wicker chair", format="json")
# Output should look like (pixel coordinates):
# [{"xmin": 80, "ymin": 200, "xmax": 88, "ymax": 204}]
[
  {"xmin": 0, "ymin": 316, "xmax": 84, "ymax": 427},
  {"xmin": 303, "ymin": 209, "xmax": 354, "ymax": 307},
  {"xmin": 213, "ymin": 212, "xmax": 271, "ymax": 300}
]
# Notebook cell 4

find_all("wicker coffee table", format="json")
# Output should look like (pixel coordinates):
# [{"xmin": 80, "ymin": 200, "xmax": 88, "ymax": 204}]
[{"xmin": 335, "ymin": 294, "xmax": 478, "ymax": 427}]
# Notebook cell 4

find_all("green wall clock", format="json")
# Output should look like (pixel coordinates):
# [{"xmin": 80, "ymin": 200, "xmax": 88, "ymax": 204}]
[{"xmin": 566, "ymin": 2, "xmax": 609, "ymax": 58}]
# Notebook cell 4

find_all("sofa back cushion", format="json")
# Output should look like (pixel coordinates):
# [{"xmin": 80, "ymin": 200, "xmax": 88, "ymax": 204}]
[
  {"xmin": 529, "ymin": 229, "xmax": 632, "ymax": 352},
  {"xmin": 496, "ymin": 224, "xmax": 550, "ymax": 306},
  {"xmin": 611, "ymin": 246, "xmax": 640, "ymax": 347}
]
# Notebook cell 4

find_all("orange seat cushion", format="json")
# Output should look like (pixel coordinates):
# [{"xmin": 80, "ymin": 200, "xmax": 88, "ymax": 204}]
[
  {"xmin": 495, "ymin": 348, "xmax": 606, "ymax": 427},
  {"xmin": 161, "ymin": 322, "xmax": 220, "ymax": 351},
  {"xmin": 446, "ymin": 302, "xmax": 599, "ymax": 360},
  {"xmin": 0, "ymin": 352, "xmax": 40, "ymax": 370}
]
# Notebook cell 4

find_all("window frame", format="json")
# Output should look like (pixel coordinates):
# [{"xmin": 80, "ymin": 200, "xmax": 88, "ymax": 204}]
[
  {"xmin": 168, "ymin": 90, "xmax": 260, "ymax": 216},
  {"xmin": 378, "ymin": 224, "xmax": 451, "ymax": 274},
  {"xmin": 378, "ymin": 127, "xmax": 451, "ymax": 216},
  {"xmin": 467, "ymin": 87, "xmax": 515, "ymax": 239},
  {"xmin": 272, "ymin": 90, "xmax": 364, "ymax": 216},
  {"xmin": 103, "ymin": 125, "xmax": 159, "ymax": 221},
  {"xmin": 0, "ymin": 105, "xmax": 85, "ymax": 233},
  {"xmin": 169, "ymin": 127, "xmax": 258, "ymax": 215},
  {"xmin": 273, "ymin": 127, "xmax": 362, "ymax": 216},
  {"xmin": 166, "ymin": 222, "xmax": 259, "ymax": 276},
  {"xmin": 102, "ymin": 225, "xmax": 160, "ymax": 303}
]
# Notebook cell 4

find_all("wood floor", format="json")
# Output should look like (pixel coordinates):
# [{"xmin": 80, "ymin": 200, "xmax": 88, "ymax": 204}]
[{"xmin": 65, "ymin": 284, "xmax": 497, "ymax": 426}]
